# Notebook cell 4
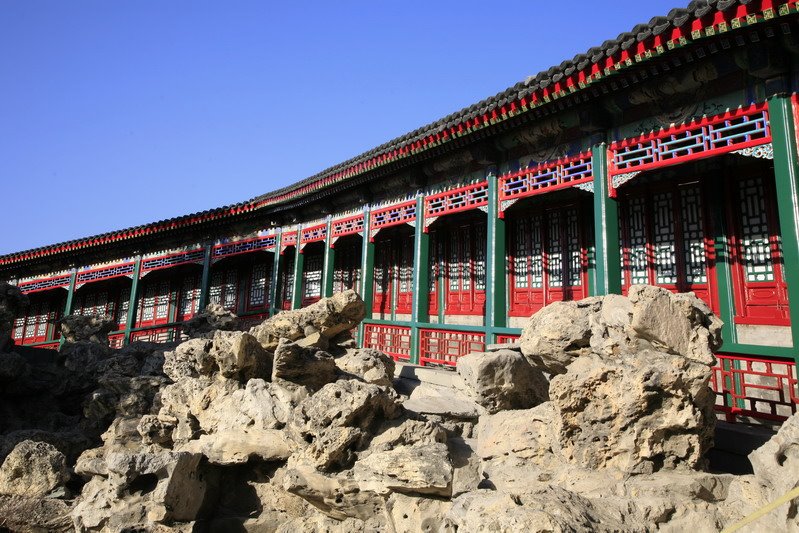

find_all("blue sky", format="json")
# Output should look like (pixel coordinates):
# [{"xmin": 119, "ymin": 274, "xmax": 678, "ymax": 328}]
[{"xmin": 0, "ymin": 0, "xmax": 678, "ymax": 255}]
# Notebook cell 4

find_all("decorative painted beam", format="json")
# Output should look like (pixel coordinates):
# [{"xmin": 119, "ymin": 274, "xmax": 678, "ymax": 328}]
[
  {"xmin": 608, "ymin": 104, "xmax": 771, "ymax": 196},
  {"xmin": 498, "ymin": 152, "xmax": 593, "ymax": 216}
]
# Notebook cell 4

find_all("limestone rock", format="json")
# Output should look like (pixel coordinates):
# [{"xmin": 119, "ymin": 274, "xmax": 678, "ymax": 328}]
[
  {"xmin": 444, "ymin": 487, "xmax": 628, "ymax": 533},
  {"xmin": 386, "ymin": 492, "xmax": 453, "ymax": 533},
  {"xmin": 71, "ymin": 448, "xmax": 210, "ymax": 530},
  {"xmin": 250, "ymin": 290, "xmax": 365, "ymax": 350},
  {"xmin": 59, "ymin": 314, "xmax": 116, "ymax": 344},
  {"xmin": 181, "ymin": 302, "xmax": 238, "ymax": 338},
  {"xmin": 287, "ymin": 380, "xmax": 402, "ymax": 471},
  {"xmin": 404, "ymin": 382, "xmax": 482, "ymax": 419},
  {"xmin": 162, "ymin": 331, "xmax": 271, "ymax": 382},
  {"xmin": 336, "ymin": 347, "xmax": 396, "ymax": 387},
  {"xmin": 628, "ymin": 285, "xmax": 723, "ymax": 366},
  {"xmin": 456, "ymin": 349, "xmax": 549, "ymax": 413},
  {"xmin": 354, "ymin": 442, "xmax": 453, "ymax": 496},
  {"xmin": 272, "ymin": 339, "xmax": 337, "ymax": 392},
  {"xmin": 367, "ymin": 418, "xmax": 447, "ymax": 453},
  {"xmin": 282, "ymin": 461, "xmax": 388, "ymax": 522},
  {"xmin": 476, "ymin": 404, "xmax": 561, "ymax": 490},
  {"xmin": 0, "ymin": 283, "xmax": 28, "ymax": 352},
  {"xmin": 0, "ymin": 494, "xmax": 73, "ymax": 532},
  {"xmin": 519, "ymin": 298, "xmax": 601, "ymax": 374},
  {"xmin": 181, "ymin": 428, "xmax": 292, "ymax": 465},
  {"xmin": 549, "ymin": 350, "xmax": 715, "ymax": 473},
  {"xmin": 721, "ymin": 411, "xmax": 799, "ymax": 531},
  {"xmin": 0, "ymin": 440, "xmax": 68, "ymax": 498}
]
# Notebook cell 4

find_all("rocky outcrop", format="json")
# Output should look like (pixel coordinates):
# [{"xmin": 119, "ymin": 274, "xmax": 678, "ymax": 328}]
[
  {"xmin": 335, "ymin": 347, "xmax": 396, "ymax": 387},
  {"xmin": 520, "ymin": 286, "xmax": 722, "ymax": 374},
  {"xmin": 3, "ymin": 287, "xmax": 796, "ymax": 532},
  {"xmin": 59, "ymin": 314, "xmax": 116, "ymax": 344},
  {"xmin": 456, "ymin": 348, "xmax": 548, "ymax": 413},
  {"xmin": 0, "ymin": 282, "xmax": 27, "ymax": 352},
  {"xmin": 272, "ymin": 339, "xmax": 337, "ymax": 392},
  {"xmin": 550, "ymin": 349, "xmax": 715, "ymax": 473},
  {"xmin": 287, "ymin": 379, "xmax": 403, "ymax": 471},
  {"xmin": 0, "ymin": 440, "xmax": 68, "ymax": 497},
  {"xmin": 250, "ymin": 290, "xmax": 365, "ymax": 350},
  {"xmin": 181, "ymin": 303, "xmax": 238, "ymax": 338}
]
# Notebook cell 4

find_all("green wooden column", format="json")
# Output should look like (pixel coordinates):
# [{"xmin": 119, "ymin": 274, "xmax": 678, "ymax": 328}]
[
  {"xmin": 485, "ymin": 171, "xmax": 507, "ymax": 341},
  {"xmin": 707, "ymin": 172, "xmax": 738, "ymax": 347},
  {"xmin": 58, "ymin": 268, "xmax": 78, "ymax": 347},
  {"xmin": 291, "ymin": 244, "xmax": 304, "ymax": 310},
  {"xmin": 591, "ymin": 144, "xmax": 622, "ymax": 295},
  {"xmin": 767, "ymin": 94, "xmax": 799, "ymax": 361},
  {"xmin": 197, "ymin": 243, "xmax": 213, "ymax": 311},
  {"xmin": 322, "ymin": 217, "xmax": 335, "ymax": 298},
  {"xmin": 269, "ymin": 228, "xmax": 283, "ymax": 315},
  {"xmin": 122, "ymin": 256, "xmax": 142, "ymax": 345},
  {"xmin": 409, "ymin": 195, "xmax": 429, "ymax": 364},
  {"xmin": 358, "ymin": 206, "xmax": 374, "ymax": 345}
]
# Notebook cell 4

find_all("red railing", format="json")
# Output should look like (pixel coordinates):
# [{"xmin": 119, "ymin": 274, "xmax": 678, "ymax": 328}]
[
  {"xmin": 363, "ymin": 323, "xmax": 411, "ymax": 361},
  {"xmin": 130, "ymin": 324, "xmax": 186, "ymax": 344},
  {"xmin": 711, "ymin": 353, "xmax": 798, "ymax": 423},
  {"xmin": 419, "ymin": 328, "xmax": 485, "ymax": 367},
  {"xmin": 108, "ymin": 333, "xmax": 125, "ymax": 349}
]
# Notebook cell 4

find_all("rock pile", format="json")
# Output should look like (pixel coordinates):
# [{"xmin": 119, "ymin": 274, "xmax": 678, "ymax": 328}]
[{"xmin": 0, "ymin": 284, "xmax": 796, "ymax": 532}]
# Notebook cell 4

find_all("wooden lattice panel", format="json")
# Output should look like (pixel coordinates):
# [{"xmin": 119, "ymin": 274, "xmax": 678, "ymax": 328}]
[
  {"xmin": 424, "ymin": 181, "xmax": 488, "ymax": 225},
  {"xmin": 609, "ymin": 104, "xmax": 771, "ymax": 195},
  {"xmin": 712, "ymin": 353, "xmax": 798, "ymax": 423},
  {"xmin": 419, "ymin": 328, "xmax": 486, "ymax": 367},
  {"xmin": 18, "ymin": 274, "xmax": 72, "ymax": 294},
  {"xmin": 498, "ymin": 153, "xmax": 592, "ymax": 216},
  {"xmin": 142, "ymin": 249, "xmax": 205, "ymax": 273},
  {"xmin": 362, "ymin": 324, "xmax": 411, "ymax": 362},
  {"xmin": 370, "ymin": 200, "xmax": 417, "ymax": 236},
  {"xmin": 213, "ymin": 235, "xmax": 277, "ymax": 260},
  {"xmin": 77, "ymin": 262, "xmax": 136, "ymax": 285},
  {"xmin": 331, "ymin": 214, "xmax": 365, "ymax": 239}
]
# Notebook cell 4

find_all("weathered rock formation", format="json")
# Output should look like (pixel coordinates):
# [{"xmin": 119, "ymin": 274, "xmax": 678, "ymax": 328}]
[{"xmin": 0, "ymin": 286, "xmax": 796, "ymax": 532}]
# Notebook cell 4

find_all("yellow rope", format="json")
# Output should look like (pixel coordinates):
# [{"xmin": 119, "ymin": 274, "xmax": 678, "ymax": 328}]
[{"xmin": 720, "ymin": 485, "xmax": 799, "ymax": 533}]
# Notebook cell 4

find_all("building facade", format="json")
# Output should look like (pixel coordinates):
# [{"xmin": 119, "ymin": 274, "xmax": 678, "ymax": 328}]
[{"xmin": 3, "ymin": 0, "xmax": 799, "ymax": 425}]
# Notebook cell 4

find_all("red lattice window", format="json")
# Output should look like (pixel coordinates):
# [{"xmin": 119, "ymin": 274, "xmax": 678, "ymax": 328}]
[
  {"xmin": 439, "ymin": 221, "xmax": 486, "ymax": 315},
  {"xmin": 176, "ymin": 273, "xmax": 202, "ymax": 321},
  {"xmin": 711, "ymin": 354, "xmax": 798, "ymax": 423},
  {"xmin": 362, "ymin": 323, "xmax": 411, "ymax": 361},
  {"xmin": 245, "ymin": 263, "xmax": 272, "ymax": 313},
  {"xmin": 74, "ymin": 284, "xmax": 131, "ymax": 331},
  {"xmin": 279, "ymin": 254, "xmax": 296, "ymax": 310},
  {"xmin": 12, "ymin": 292, "xmax": 64, "ymax": 345},
  {"xmin": 137, "ymin": 279, "xmax": 176, "ymax": 328},
  {"xmin": 728, "ymin": 174, "xmax": 790, "ymax": 325},
  {"xmin": 419, "ymin": 328, "xmax": 485, "ymax": 367},
  {"xmin": 209, "ymin": 267, "xmax": 240, "ymax": 313},
  {"xmin": 333, "ymin": 238, "xmax": 361, "ymax": 293},
  {"xmin": 495, "ymin": 334, "xmax": 520, "ymax": 344},
  {"xmin": 619, "ymin": 181, "xmax": 717, "ymax": 310},
  {"xmin": 373, "ymin": 232, "xmax": 413, "ymax": 316},
  {"xmin": 302, "ymin": 252, "xmax": 323, "ymax": 306},
  {"xmin": 509, "ymin": 204, "xmax": 587, "ymax": 317}
]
